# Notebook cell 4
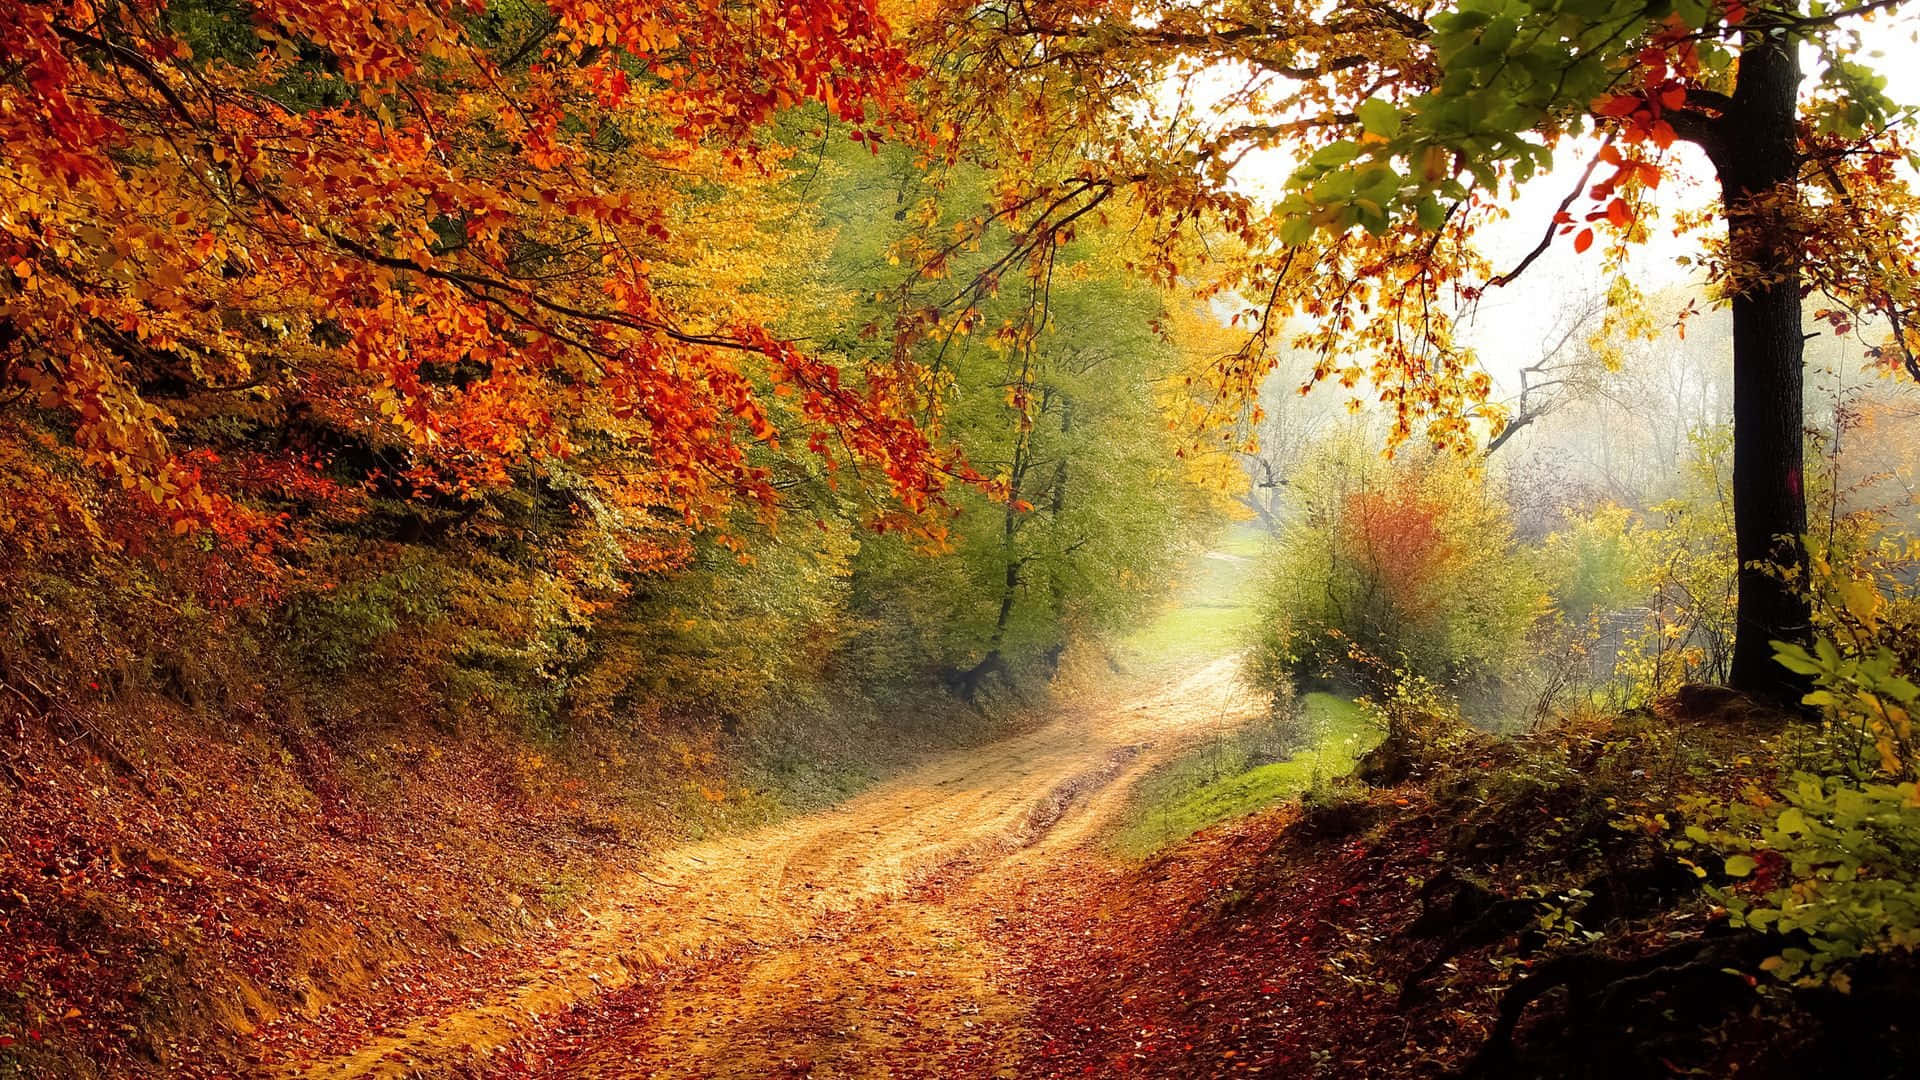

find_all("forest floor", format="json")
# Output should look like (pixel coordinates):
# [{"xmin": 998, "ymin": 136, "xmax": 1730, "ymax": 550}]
[{"xmin": 266, "ymin": 654, "xmax": 1269, "ymax": 1079}]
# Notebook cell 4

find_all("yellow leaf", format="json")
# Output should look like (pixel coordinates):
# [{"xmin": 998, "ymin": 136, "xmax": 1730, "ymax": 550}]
[{"xmin": 1836, "ymin": 577, "xmax": 1881, "ymax": 630}]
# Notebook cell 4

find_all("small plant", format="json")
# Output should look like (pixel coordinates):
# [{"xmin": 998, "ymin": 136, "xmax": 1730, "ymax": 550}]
[
  {"xmin": 1701, "ymin": 774, "xmax": 1920, "ymax": 987},
  {"xmin": 1357, "ymin": 665, "xmax": 1460, "ymax": 749},
  {"xmin": 1534, "ymin": 887, "xmax": 1603, "ymax": 950},
  {"xmin": 1779, "ymin": 540, "xmax": 1920, "ymax": 780},
  {"xmin": 1774, "ymin": 639, "xmax": 1918, "ymax": 780}
]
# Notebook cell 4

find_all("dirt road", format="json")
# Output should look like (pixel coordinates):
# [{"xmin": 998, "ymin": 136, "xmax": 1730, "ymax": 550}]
[{"xmin": 287, "ymin": 655, "xmax": 1261, "ymax": 1079}]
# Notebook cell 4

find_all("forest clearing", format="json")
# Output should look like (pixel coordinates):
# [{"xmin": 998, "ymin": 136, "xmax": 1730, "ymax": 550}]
[{"xmin": 6, "ymin": 0, "xmax": 1920, "ymax": 1076}]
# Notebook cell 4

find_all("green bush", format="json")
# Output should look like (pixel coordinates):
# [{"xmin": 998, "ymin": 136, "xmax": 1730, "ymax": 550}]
[
  {"xmin": 1248, "ymin": 434, "xmax": 1547, "ymax": 694},
  {"xmin": 1703, "ymin": 774, "xmax": 1920, "ymax": 987},
  {"xmin": 1688, "ymin": 552, "xmax": 1920, "ymax": 990}
]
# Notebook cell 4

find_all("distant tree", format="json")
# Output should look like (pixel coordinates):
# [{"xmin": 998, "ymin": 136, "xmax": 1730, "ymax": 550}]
[
  {"xmin": 1481, "ymin": 294, "xmax": 1609, "ymax": 456},
  {"xmin": 814, "ymin": 148, "xmax": 1219, "ymax": 697}
]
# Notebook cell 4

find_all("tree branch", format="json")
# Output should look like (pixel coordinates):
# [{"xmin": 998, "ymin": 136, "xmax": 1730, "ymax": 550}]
[{"xmin": 1486, "ymin": 138, "xmax": 1611, "ymax": 288}]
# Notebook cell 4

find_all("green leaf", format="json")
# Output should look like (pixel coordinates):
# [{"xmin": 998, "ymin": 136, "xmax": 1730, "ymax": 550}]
[
  {"xmin": 1279, "ymin": 215, "xmax": 1316, "ymax": 247},
  {"xmin": 1416, "ymin": 194, "xmax": 1447, "ymax": 231},
  {"xmin": 1357, "ymin": 98, "xmax": 1403, "ymax": 138},
  {"xmin": 1435, "ymin": 10, "xmax": 1493, "ymax": 32},
  {"xmin": 1725, "ymin": 854, "xmax": 1758, "ymax": 878},
  {"xmin": 1312, "ymin": 169, "xmax": 1357, "ymax": 202},
  {"xmin": 1310, "ymin": 140, "xmax": 1363, "ymax": 168},
  {"xmin": 1817, "ymin": 636, "xmax": 1842, "ymax": 667},
  {"xmin": 1772, "ymin": 641, "xmax": 1821, "ymax": 675},
  {"xmin": 1355, "ymin": 200, "xmax": 1389, "ymax": 236}
]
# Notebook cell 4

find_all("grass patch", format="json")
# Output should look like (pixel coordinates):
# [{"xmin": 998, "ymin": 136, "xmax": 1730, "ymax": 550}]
[
  {"xmin": 1110, "ymin": 692, "xmax": 1378, "ymax": 857},
  {"xmin": 1121, "ymin": 526, "xmax": 1270, "ymax": 664}
]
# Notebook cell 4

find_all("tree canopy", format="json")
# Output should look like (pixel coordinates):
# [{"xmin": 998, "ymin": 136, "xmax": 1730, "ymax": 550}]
[{"xmin": 2, "ymin": 0, "xmax": 944, "ymax": 572}]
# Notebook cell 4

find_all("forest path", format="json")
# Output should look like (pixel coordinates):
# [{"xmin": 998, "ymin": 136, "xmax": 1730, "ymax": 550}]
[{"xmin": 286, "ymin": 654, "xmax": 1259, "ymax": 1079}]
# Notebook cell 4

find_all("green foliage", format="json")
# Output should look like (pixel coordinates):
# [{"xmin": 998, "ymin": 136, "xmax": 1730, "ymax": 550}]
[
  {"xmin": 1111, "ymin": 693, "xmax": 1377, "ymax": 856},
  {"xmin": 1358, "ymin": 666, "xmax": 1464, "ymax": 747},
  {"xmin": 1789, "ymin": 537, "xmax": 1920, "ymax": 779},
  {"xmin": 1533, "ymin": 428, "xmax": 1737, "ymax": 704},
  {"xmin": 569, "ymin": 521, "xmax": 860, "ymax": 734},
  {"xmin": 1248, "ymin": 432, "xmax": 1547, "ymax": 694},
  {"xmin": 1684, "ymin": 547, "xmax": 1920, "ymax": 989},
  {"xmin": 1701, "ymin": 774, "xmax": 1920, "ymax": 987},
  {"xmin": 1541, "ymin": 504, "xmax": 1645, "ymax": 624},
  {"xmin": 818, "ymin": 148, "xmax": 1220, "ymax": 684},
  {"xmin": 285, "ymin": 552, "xmax": 448, "ymax": 674},
  {"xmin": 1615, "ymin": 428, "xmax": 1740, "ymax": 693},
  {"xmin": 1540, "ymin": 425, "xmax": 1904, "ymax": 708},
  {"xmin": 1281, "ymin": 0, "xmax": 1906, "ymax": 237},
  {"xmin": 1776, "ymin": 638, "xmax": 1919, "ymax": 780}
]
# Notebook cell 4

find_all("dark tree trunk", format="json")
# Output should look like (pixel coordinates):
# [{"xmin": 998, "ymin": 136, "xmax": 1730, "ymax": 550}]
[{"xmin": 1704, "ymin": 32, "xmax": 1814, "ymax": 706}]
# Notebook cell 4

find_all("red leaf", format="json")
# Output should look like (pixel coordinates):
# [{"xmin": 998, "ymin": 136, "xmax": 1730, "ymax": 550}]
[
  {"xmin": 1573, "ymin": 228, "xmax": 1595, "ymax": 254},
  {"xmin": 1595, "ymin": 93, "xmax": 1642, "ymax": 118}
]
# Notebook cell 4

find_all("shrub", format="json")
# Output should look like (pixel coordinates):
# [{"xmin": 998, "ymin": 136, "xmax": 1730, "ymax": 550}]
[
  {"xmin": 1787, "ymin": 539, "xmax": 1920, "ymax": 779},
  {"xmin": 1705, "ymin": 774, "xmax": 1920, "ymax": 987},
  {"xmin": 1248, "ymin": 433, "xmax": 1547, "ymax": 695},
  {"xmin": 1541, "ymin": 503, "xmax": 1646, "ymax": 625}
]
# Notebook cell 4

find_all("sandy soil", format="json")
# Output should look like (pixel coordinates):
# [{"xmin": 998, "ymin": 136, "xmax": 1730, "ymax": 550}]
[{"xmin": 279, "ymin": 656, "xmax": 1259, "ymax": 1079}]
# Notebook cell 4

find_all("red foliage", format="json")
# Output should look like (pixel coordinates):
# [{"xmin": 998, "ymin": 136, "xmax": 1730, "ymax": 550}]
[{"xmin": 0, "ymin": 0, "xmax": 942, "ymax": 562}]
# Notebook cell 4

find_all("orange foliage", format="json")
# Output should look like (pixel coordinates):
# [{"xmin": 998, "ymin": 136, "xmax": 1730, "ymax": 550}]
[
  {"xmin": 1337, "ymin": 487, "xmax": 1456, "ymax": 624},
  {"xmin": 0, "ymin": 0, "xmax": 938, "ymax": 569}
]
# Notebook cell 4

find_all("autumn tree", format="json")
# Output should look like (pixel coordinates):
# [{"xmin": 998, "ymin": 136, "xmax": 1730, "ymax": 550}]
[
  {"xmin": 920, "ymin": 0, "xmax": 1920, "ymax": 706},
  {"xmin": 0, "ymin": 0, "xmax": 942, "ymax": 569},
  {"xmin": 1248, "ymin": 430, "xmax": 1547, "ymax": 694},
  {"xmin": 805, "ymin": 144, "xmax": 1223, "ymax": 697}
]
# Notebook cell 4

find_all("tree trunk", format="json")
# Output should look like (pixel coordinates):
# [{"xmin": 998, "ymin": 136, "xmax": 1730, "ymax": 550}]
[
  {"xmin": 1708, "ymin": 33, "xmax": 1813, "ymax": 706},
  {"xmin": 983, "ymin": 463, "xmax": 1023, "ymax": 655},
  {"xmin": 1044, "ymin": 399, "xmax": 1071, "ymax": 674},
  {"xmin": 959, "ymin": 391, "xmax": 1035, "ymax": 698}
]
